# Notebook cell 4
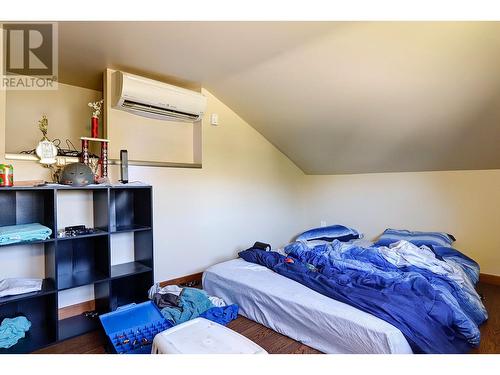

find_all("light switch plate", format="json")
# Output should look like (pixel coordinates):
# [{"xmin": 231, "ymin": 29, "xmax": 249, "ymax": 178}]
[{"xmin": 210, "ymin": 113, "xmax": 219, "ymax": 126}]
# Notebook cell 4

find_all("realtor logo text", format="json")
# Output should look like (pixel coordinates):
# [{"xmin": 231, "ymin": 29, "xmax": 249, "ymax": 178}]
[{"xmin": 2, "ymin": 22, "xmax": 58, "ymax": 90}]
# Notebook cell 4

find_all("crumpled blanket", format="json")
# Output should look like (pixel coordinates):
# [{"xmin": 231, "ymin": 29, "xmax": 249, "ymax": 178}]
[
  {"xmin": 0, "ymin": 316, "xmax": 31, "ymax": 348},
  {"xmin": 239, "ymin": 247, "xmax": 479, "ymax": 354},
  {"xmin": 200, "ymin": 305, "xmax": 239, "ymax": 326},
  {"xmin": 160, "ymin": 288, "xmax": 214, "ymax": 325}
]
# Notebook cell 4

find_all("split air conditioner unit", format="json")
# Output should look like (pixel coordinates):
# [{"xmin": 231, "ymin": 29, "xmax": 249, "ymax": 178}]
[{"xmin": 112, "ymin": 71, "xmax": 207, "ymax": 122}]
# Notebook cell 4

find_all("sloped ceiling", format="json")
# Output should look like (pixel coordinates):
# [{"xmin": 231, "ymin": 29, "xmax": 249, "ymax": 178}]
[{"xmin": 58, "ymin": 21, "xmax": 500, "ymax": 174}]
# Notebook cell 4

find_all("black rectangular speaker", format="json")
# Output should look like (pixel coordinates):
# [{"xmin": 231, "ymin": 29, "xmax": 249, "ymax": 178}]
[{"xmin": 120, "ymin": 150, "xmax": 128, "ymax": 183}]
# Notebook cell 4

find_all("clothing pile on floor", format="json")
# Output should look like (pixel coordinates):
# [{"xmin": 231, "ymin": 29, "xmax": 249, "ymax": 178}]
[
  {"xmin": 148, "ymin": 284, "xmax": 238, "ymax": 326},
  {"xmin": 0, "ymin": 316, "xmax": 31, "ymax": 349}
]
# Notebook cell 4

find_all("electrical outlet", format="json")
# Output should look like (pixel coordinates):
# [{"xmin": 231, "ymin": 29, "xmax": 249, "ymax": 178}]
[{"xmin": 320, "ymin": 220, "xmax": 327, "ymax": 227}]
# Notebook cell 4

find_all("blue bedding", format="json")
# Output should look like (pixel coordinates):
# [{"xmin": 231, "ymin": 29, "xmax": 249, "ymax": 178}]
[
  {"xmin": 239, "ymin": 240, "xmax": 487, "ymax": 354},
  {"xmin": 288, "ymin": 240, "xmax": 486, "ymax": 326}
]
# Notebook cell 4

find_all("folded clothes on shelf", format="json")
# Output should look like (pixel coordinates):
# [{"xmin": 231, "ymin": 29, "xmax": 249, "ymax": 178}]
[
  {"xmin": 0, "ymin": 223, "xmax": 52, "ymax": 245},
  {"xmin": 0, "ymin": 278, "xmax": 43, "ymax": 298}
]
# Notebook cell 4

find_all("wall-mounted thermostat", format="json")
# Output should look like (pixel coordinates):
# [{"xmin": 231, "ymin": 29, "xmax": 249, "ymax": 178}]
[{"xmin": 210, "ymin": 113, "xmax": 219, "ymax": 126}]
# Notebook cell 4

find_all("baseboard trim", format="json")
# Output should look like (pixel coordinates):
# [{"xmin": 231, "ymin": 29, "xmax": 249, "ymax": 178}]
[
  {"xmin": 58, "ymin": 300, "xmax": 96, "ymax": 320},
  {"xmin": 159, "ymin": 272, "xmax": 203, "ymax": 287},
  {"xmin": 480, "ymin": 273, "xmax": 500, "ymax": 286}
]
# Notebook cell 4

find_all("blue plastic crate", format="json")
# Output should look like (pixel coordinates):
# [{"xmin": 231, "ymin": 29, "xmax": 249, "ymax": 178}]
[{"xmin": 99, "ymin": 301, "xmax": 172, "ymax": 354}]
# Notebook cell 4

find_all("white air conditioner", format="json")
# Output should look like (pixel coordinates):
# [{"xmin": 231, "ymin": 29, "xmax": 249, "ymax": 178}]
[{"xmin": 112, "ymin": 71, "xmax": 207, "ymax": 122}]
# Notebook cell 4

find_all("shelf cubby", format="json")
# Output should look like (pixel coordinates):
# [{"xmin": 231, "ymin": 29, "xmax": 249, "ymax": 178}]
[
  {"xmin": 110, "ymin": 187, "xmax": 152, "ymax": 232},
  {"xmin": 56, "ymin": 188, "xmax": 109, "ymax": 236},
  {"xmin": 0, "ymin": 188, "xmax": 55, "ymax": 239},
  {"xmin": 0, "ymin": 293, "xmax": 57, "ymax": 354},
  {"xmin": 110, "ymin": 229, "xmax": 153, "ymax": 269},
  {"xmin": 58, "ymin": 314, "xmax": 100, "ymax": 342},
  {"xmin": 0, "ymin": 279, "xmax": 56, "ymax": 306},
  {"xmin": 0, "ymin": 241, "xmax": 56, "ymax": 301},
  {"xmin": 109, "ymin": 272, "xmax": 153, "ymax": 311},
  {"xmin": 57, "ymin": 235, "xmax": 110, "ymax": 290}
]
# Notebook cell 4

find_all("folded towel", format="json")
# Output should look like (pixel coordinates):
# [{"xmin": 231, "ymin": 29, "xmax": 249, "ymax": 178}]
[
  {"xmin": 0, "ymin": 223, "xmax": 52, "ymax": 245},
  {"xmin": 0, "ymin": 278, "xmax": 43, "ymax": 298},
  {"xmin": 0, "ymin": 316, "xmax": 31, "ymax": 348}
]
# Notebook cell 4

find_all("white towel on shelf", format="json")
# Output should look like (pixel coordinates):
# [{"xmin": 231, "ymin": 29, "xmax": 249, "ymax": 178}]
[{"xmin": 0, "ymin": 278, "xmax": 43, "ymax": 298}]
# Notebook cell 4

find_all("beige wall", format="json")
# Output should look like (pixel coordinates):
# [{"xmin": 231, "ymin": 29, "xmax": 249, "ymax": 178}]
[
  {"xmin": 120, "ymin": 88, "xmax": 305, "ymax": 280},
  {"xmin": 5, "ymin": 83, "xmax": 102, "ymax": 154},
  {"xmin": 303, "ymin": 170, "xmax": 500, "ymax": 275},
  {"xmin": 0, "ymin": 81, "xmax": 306, "ymax": 299}
]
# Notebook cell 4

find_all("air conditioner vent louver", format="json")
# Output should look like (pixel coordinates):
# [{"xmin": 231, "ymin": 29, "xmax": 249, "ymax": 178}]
[
  {"xmin": 122, "ymin": 100, "xmax": 200, "ymax": 121},
  {"xmin": 112, "ymin": 71, "xmax": 207, "ymax": 122}
]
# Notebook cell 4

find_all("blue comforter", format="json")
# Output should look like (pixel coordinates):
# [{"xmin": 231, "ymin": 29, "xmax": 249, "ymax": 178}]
[{"xmin": 239, "ymin": 240, "xmax": 487, "ymax": 354}]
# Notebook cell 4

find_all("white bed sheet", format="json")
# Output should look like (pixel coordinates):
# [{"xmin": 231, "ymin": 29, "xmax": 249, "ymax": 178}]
[{"xmin": 203, "ymin": 258, "xmax": 412, "ymax": 354}]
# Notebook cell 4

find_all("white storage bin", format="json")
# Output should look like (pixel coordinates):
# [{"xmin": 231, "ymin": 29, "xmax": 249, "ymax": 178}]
[{"xmin": 152, "ymin": 318, "xmax": 267, "ymax": 354}]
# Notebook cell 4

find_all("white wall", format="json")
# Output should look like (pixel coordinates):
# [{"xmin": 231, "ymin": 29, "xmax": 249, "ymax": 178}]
[
  {"xmin": 303, "ymin": 170, "xmax": 500, "ymax": 275},
  {"xmin": 0, "ymin": 83, "xmax": 306, "ymax": 307},
  {"xmin": 5, "ymin": 83, "xmax": 102, "ymax": 153},
  {"xmin": 119, "ymin": 89, "xmax": 306, "ymax": 280}
]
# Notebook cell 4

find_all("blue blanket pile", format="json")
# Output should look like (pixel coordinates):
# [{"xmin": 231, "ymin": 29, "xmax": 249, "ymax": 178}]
[
  {"xmin": 160, "ymin": 288, "xmax": 238, "ymax": 326},
  {"xmin": 239, "ymin": 239, "xmax": 487, "ymax": 354}
]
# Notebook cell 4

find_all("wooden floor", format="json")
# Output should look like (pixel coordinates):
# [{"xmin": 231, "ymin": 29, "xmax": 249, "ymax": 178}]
[
  {"xmin": 470, "ymin": 283, "xmax": 500, "ymax": 354},
  {"xmin": 35, "ymin": 282, "xmax": 499, "ymax": 354}
]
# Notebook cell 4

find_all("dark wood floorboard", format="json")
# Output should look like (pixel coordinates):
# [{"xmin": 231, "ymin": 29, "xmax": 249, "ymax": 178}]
[
  {"xmin": 35, "ymin": 282, "xmax": 500, "ymax": 354},
  {"xmin": 35, "ymin": 330, "xmax": 107, "ymax": 354},
  {"xmin": 470, "ymin": 283, "xmax": 500, "ymax": 354},
  {"xmin": 227, "ymin": 316, "xmax": 321, "ymax": 354}
]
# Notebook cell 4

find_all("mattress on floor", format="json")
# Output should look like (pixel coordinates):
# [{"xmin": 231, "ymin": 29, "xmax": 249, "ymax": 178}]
[{"xmin": 203, "ymin": 258, "xmax": 413, "ymax": 354}]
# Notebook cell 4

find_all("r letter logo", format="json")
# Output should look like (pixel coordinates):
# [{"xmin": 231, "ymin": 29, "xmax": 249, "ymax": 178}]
[{"xmin": 2, "ymin": 23, "xmax": 58, "ymax": 89}]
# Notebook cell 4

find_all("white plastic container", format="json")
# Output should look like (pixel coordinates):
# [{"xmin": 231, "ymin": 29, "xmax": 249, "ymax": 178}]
[{"xmin": 151, "ymin": 318, "xmax": 268, "ymax": 354}]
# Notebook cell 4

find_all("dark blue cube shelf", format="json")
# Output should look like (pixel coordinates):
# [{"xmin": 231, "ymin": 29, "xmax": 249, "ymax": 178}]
[{"xmin": 0, "ymin": 184, "xmax": 154, "ymax": 353}]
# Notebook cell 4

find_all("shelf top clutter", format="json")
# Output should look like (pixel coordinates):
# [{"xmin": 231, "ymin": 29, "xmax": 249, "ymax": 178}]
[{"xmin": 0, "ymin": 182, "xmax": 150, "ymax": 190}]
